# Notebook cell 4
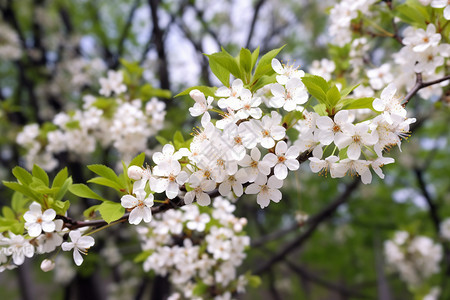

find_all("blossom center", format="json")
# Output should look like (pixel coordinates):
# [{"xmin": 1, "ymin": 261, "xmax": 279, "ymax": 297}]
[
  {"xmin": 278, "ymin": 156, "xmax": 286, "ymax": 163},
  {"xmin": 332, "ymin": 124, "xmax": 341, "ymax": 133},
  {"xmin": 352, "ymin": 135, "xmax": 361, "ymax": 143},
  {"xmin": 262, "ymin": 130, "xmax": 270, "ymax": 137}
]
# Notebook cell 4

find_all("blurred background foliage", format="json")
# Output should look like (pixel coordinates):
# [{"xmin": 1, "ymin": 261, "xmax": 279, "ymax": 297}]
[{"xmin": 0, "ymin": 0, "xmax": 450, "ymax": 299}]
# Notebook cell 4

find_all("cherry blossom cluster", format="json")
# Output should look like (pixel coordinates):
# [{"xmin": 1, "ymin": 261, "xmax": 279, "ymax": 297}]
[
  {"xmin": 329, "ymin": 0, "xmax": 378, "ymax": 47},
  {"xmin": 121, "ymin": 58, "xmax": 414, "ymax": 212},
  {"xmin": 328, "ymin": 1, "xmax": 450, "ymax": 99},
  {"xmin": 440, "ymin": 217, "xmax": 450, "ymax": 241},
  {"xmin": 305, "ymin": 84, "xmax": 416, "ymax": 184},
  {"xmin": 393, "ymin": 23, "xmax": 450, "ymax": 99},
  {"xmin": 16, "ymin": 70, "xmax": 167, "ymax": 170},
  {"xmin": 136, "ymin": 197, "xmax": 250, "ymax": 300},
  {"xmin": 0, "ymin": 201, "xmax": 95, "ymax": 271},
  {"xmin": 0, "ymin": 21, "xmax": 22, "ymax": 60},
  {"xmin": 384, "ymin": 231, "xmax": 442, "ymax": 287},
  {"xmin": 420, "ymin": 0, "xmax": 450, "ymax": 20}
]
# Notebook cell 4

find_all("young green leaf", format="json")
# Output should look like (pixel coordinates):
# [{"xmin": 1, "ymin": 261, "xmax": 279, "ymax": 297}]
[
  {"xmin": 129, "ymin": 152, "xmax": 146, "ymax": 167},
  {"xmin": 12, "ymin": 166, "xmax": 33, "ymax": 185},
  {"xmin": 340, "ymin": 97, "xmax": 375, "ymax": 110},
  {"xmin": 69, "ymin": 184, "xmax": 107, "ymax": 202},
  {"xmin": 326, "ymin": 85, "xmax": 341, "ymax": 106},
  {"xmin": 88, "ymin": 177, "xmax": 124, "ymax": 192},
  {"xmin": 97, "ymin": 201, "xmax": 125, "ymax": 224},
  {"xmin": 339, "ymin": 84, "xmax": 360, "ymax": 99},
  {"xmin": 252, "ymin": 45, "xmax": 286, "ymax": 81},
  {"xmin": 54, "ymin": 177, "xmax": 73, "ymax": 202},
  {"xmin": 52, "ymin": 167, "xmax": 68, "ymax": 188},
  {"xmin": 175, "ymin": 86, "xmax": 217, "ymax": 98},
  {"xmin": 32, "ymin": 165, "xmax": 49, "ymax": 187},
  {"xmin": 3, "ymin": 181, "xmax": 40, "ymax": 202},
  {"xmin": 250, "ymin": 47, "xmax": 260, "ymax": 71},
  {"xmin": 206, "ymin": 51, "xmax": 241, "ymax": 82},
  {"xmin": 238, "ymin": 48, "xmax": 253, "ymax": 81},
  {"xmin": 87, "ymin": 164, "xmax": 123, "ymax": 188}
]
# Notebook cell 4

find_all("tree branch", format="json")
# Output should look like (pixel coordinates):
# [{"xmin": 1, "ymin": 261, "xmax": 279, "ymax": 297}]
[
  {"xmin": 245, "ymin": 0, "xmax": 266, "ymax": 49},
  {"xmin": 148, "ymin": 0, "xmax": 170, "ymax": 90},
  {"xmin": 115, "ymin": 0, "xmax": 141, "ymax": 67},
  {"xmin": 403, "ymin": 73, "xmax": 450, "ymax": 106},
  {"xmin": 285, "ymin": 260, "xmax": 375, "ymax": 299},
  {"xmin": 254, "ymin": 179, "xmax": 360, "ymax": 275}
]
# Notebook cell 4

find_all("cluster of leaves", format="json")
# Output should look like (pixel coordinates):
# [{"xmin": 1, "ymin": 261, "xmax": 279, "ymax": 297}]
[
  {"xmin": 68, "ymin": 153, "xmax": 147, "ymax": 224},
  {"xmin": 1, "ymin": 166, "xmax": 72, "ymax": 234}
]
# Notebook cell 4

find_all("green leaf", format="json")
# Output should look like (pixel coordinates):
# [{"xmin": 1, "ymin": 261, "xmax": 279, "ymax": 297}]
[
  {"xmin": 253, "ymin": 45, "xmax": 285, "ymax": 80},
  {"xmin": 134, "ymin": 250, "xmax": 154, "ymax": 263},
  {"xmin": 339, "ymin": 84, "xmax": 360, "ymax": 99},
  {"xmin": 302, "ymin": 75, "xmax": 329, "ymax": 93},
  {"xmin": 251, "ymin": 74, "xmax": 277, "ymax": 93},
  {"xmin": 129, "ymin": 152, "xmax": 145, "ymax": 167},
  {"xmin": 155, "ymin": 135, "xmax": 169, "ymax": 146},
  {"xmin": 87, "ymin": 164, "xmax": 122, "ymax": 187},
  {"xmin": 340, "ymin": 97, "xmax": 375, "ymax": 110},
  {"xmin": 3, "ymin": 181, "xmax": 40, "ymax": 201},
  {"xmin": 208, "ymin": 55, "xmax": 231, "ymax": 86},
  {"xmin": 52, "ymin": 167, "xmax": 68, "ymax": 188},
  {"xmin": 55, "ymin": 177, "xmax": 72, "ymax": 202},
  {"xmin": 173, "ymin": 131, "xmax": 185, "ymax": 149},
  {"xmin": 192, "ymin": 281, "xmax": 209, "ymax": 297},
  {"xmin": 120, "ymin": 59, "xmax": 143, "ymax": 76},
  {"xmin": 97, "ymin": 201, "xmax": 125, "ymax": 223},
  {"xmin": 83, "ymin": 205, "xmax": 100, "ymax": 219},
  {"xmin": 69, "ymin": 184, "xmax": 107, "ymax": 202},
  {"xmin": 395, "ymin": 2, "xmax": 429, "ymax": 26},
  {"xmin": 11, "ymin": 192, "xmax": 26, "ymax": 212},
  {"xmin": 175, "ymin": 86, "xmax": 217, "ymax": 98},
  {"xmin": 248, "ymin": 275, "xmax": 262, "ymax": 288},
  {"xmin": 326, "ymin": 85, "xmax": 341, "ymax": 106},
  {"xmin": 12, "ymin": 166, "xmax": 32, "ymax": 185},
  {"xmin": 238, "ymin": 48, "xmax": 252, "ymax": 81},
  {"xmin": 140, "ymin": 84, "xmax": 171, "ymax": 99},
  {"xmin": 206, "ymin": 50, "xmax": 241, "ymax": 83},
  {"xmin": 2, "ymin": 206, "xmax": 16, "ymax": 220},
  {"xmin": 302, "ymin": 80, "xmax": 328, "ymax": 104},
  {"xmin": 250, "ymin": 47, "xmax": 260, "ymax": 71},
  {"xmin": 32, "ymin": 165, "xmax": 49, "ymax": 186},
  {"xmin": 88, "ymin": 177, "xmax": 123, "ymax": 192},
  {"xmin": 52, "ymin": 200, "xmax": 70, "ymax": 215},
  {"xmin": 313, "ymin": 104, "xmax": 328, "ymax": 116}
]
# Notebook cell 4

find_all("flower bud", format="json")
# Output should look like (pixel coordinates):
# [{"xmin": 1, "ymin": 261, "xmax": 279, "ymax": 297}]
[
  {"xmin": 40, "ymin": 259, "xmax": 55, "ymax": 272},
  {"xmin": 128, "ymin": 166, "xmax": 143, "ymax": 180}
]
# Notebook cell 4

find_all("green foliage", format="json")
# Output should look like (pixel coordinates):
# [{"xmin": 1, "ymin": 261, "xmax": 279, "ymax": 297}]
[
  {"xmin": 87, "ymin": 164, "xmax": 125, "ymax": 192},
  {"xmin": 69, "ymin": 184, "xmax": 107, "ymax": 202},
  {"xmin": 175, "ymin": 86, "xmax": 217, "ymax": 98},
  {"xmin": 302, "ymin": 75, "xmax": 375, "ymax": 114},
  {"xmin": 97, "ymin": 201, "xmax": 125, "ymax": 224},
  {"xmin": 395, "ymin": 0, "xmax": 432, "ymax": 27}
]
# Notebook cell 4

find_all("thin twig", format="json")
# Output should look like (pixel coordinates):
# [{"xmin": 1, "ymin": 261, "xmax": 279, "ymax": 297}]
[
  {"xmin": 286, "ymin": 260, "xmax": 375, "ymax": 299},
  {"xmin": 403, "ymin": 73, "xmax": 450, "ymax": 106},
  {"xmin": 245, "ymin": 0, "xmax": 266, "ymax": 49},
  {"xmin": 254, "ymin": 179, "xmax": 360, "ymax": 275}
]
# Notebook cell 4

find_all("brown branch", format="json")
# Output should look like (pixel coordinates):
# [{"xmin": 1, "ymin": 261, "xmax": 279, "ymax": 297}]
[
  {"xmin": 286, "ymin": 260, "xmax": 375, "ymax": 299},
  {"xmin": 115, "ymin": 0, "xmax": 141, "ymax": 67},
  {"xmin": 57, "ymin": 198, "xmax": 185, "ymax": 231},
  {"xmin": 254, "ymin": 178, "xmax": 360, "ymax": 275},
  {"xmin": 245, "ymin": 0, "xmax": 266, "ymax": 49},
  {"xmin": 414, "ymin": 168, "xmax": 440, "ymax": 233},
  {"xmin": 148, "ymin": 0, "xmax": 170, "ymax": 90},
  {"xmin": 403, "ymin": 73, "xmax": 450, "ymax": 106}
]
